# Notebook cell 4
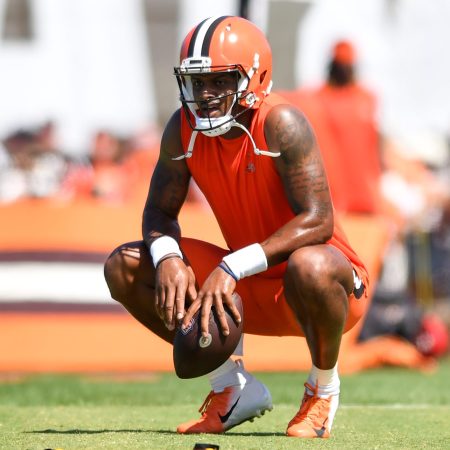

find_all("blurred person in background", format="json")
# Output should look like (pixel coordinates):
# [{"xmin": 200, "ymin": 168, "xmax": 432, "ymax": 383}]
[
  {"xmin": 0, "ymin": 122, "xmax": 67, "ymax": 203},
  {"xmin": 60, "ymin": 126, "xmax": 205, "ymax": 206},
  {"xmin": 60, "ymin": 130, "xmax": 139, "ymax": 204},
  {"xmin": 30, "ymin": 121, "xmax": 69, "ymax": 198},
  {"xmin": 285, "ymin": 40, "xmax": 384, "ymax": 215},
  {"xmin": 0, "ymin": 130, "xmax": 36, "ymax": 202}
]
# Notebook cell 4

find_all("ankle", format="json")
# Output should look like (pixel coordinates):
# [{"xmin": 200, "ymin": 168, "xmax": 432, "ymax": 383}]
[
  {"xmin": 307, "ymin": 363, "xmax": 340, "ymax": 397},
  {"xmin": 208, "ymin": 359, "xmax": 248, "ymax": 393}
]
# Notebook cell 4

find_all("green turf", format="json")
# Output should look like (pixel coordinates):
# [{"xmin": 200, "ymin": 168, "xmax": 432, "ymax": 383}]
[{"xmin": 1, "ymin": 358, "xmax": 449, "ymax": 449}]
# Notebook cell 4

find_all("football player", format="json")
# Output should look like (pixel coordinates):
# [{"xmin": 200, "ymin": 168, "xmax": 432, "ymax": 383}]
[{"xmin": 104, "ymin": 15, "xmax": 369, "ymax": 438}]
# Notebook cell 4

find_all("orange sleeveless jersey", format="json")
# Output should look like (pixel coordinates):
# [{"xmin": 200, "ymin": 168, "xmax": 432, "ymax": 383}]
[{"xmin": 180, "ymin": 93, "xmax": 367, "ymax": 279}]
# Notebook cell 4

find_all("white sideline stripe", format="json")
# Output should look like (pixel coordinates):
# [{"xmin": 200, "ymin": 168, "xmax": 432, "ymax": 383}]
[
  {"xmin": 0, "ymin": 261, "xmax": 114, "ymax": 303},
  {"xmin": 341, "ymin": 404, "xmax": 449, "ymax": 410}
]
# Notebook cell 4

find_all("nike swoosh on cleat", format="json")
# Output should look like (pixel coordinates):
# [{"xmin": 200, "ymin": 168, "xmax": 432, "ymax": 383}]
[
  {"xmin": 314, "ymin": 426, "xmax": 327, "ymax": 437},
  {"xmin": 218, "ymin": 397, "xmax": 241, "ymax": 423}
]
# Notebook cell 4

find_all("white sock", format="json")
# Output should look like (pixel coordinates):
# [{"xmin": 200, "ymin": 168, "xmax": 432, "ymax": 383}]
[
  {"xmin": 307, "ymin": 363, "xmax": 340, "ymax": 397},
  {"xmin": 207, "ymin": 358, "xmax": 247, "ymax": 393}
]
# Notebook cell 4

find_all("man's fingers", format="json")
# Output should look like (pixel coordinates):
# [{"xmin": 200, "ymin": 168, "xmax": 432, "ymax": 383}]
[
  {"xmin": 200, "ymin": 294, "xmax": 213, "ymax": 337},
  {"xmin": 214, "ymin": 293, "xmax": 230, "ymax": 336},
  {"xmin": 155, "ymin": 289, "xmax": 164, "ymax": 320},
  {"xmin": 186, "ymin": 282, "xmax": 198, "ymax": 305},
  {"xmin": 175, "ymin": 283, "xmax": 187, "ymax": 321},
  {"xmin": 163, "ymin": 287, "xmax": 176, "ymax": 329},
  {"xmin": 226, "ymin": 298, "xmax": 242, "ymax": 325},
  {"xmin": 182, "ymin": 300, "xmax": 200, "ymax": 329},
  {"xmin": 164, "ymin": 305, "xmax": 175, "ymax": 330}
]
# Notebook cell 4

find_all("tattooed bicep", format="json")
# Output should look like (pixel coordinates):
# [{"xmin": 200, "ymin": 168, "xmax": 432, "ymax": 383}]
[
  {"xmin": 265, "ymin": 107, "xmax": 315, "ymax": 162},
  {"xmin": 266, "ymin": 105, "xmax": 331, "ymax": 214}
]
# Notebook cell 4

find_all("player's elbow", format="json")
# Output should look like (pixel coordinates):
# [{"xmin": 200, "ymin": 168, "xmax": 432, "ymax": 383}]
[
  {"xmin": 313, "ymin": 212, "xmax": 334, "ymax": 244},
  {"xmin": 321, "ymin": 221, "xmax": 334, "ymax": 243}
]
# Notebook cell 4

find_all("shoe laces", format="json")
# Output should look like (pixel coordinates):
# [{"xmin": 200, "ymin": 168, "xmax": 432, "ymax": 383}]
[
  {"xmin": 198, "ymin": 388, "xmax": 232, "ymax": 417},
  {"xmin": 291, "ymin": 382, "xmax": 329, "ymax": 427}
]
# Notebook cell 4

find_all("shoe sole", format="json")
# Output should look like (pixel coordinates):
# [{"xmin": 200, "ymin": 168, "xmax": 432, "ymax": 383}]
[{"xmin": 224, "ymin": 404, "xmax": 274, "ymax": 432}]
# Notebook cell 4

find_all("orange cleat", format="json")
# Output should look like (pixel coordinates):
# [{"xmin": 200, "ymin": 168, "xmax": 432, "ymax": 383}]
[
  {"xmin": 177, "ymin": 374, "xmax": 272, "ymax": 434},
  {"xmin": 286, "ymin": 382, "xmax": 339, "ymax": 438}
]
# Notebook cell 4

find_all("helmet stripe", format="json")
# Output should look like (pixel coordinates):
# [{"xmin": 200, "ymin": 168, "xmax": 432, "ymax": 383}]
[
  {"xmin": 187, "ymin": 17, "xmax": 208, "ymax": 58},
  {"xmin": 201, "ymin": 16, "xmax": 230, "ymax": 56},
  {"xmin": 187, "ymin": 15, "xmax": 230, "ymax": 58}
]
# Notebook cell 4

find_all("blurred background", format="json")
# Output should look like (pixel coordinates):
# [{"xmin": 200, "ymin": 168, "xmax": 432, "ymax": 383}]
[{"xmin": 0, "ymin": 0, "xmax": 449, "ymax": 373}]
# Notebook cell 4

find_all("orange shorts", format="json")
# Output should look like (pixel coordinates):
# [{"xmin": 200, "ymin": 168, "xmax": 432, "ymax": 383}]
[{"xmin": 180, "ymin": 237, "xmax": 369, "ymax": 337}]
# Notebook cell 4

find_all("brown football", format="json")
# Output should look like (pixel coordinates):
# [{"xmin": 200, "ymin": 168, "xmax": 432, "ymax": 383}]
[{"xmin": 173, "ymin": 292, "xmax": 243, "ymax": 379}]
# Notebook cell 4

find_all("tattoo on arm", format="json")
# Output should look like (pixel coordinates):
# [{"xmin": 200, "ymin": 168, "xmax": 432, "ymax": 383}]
[
  {"xmin": 143, "ymin": 158, "xmax": 190, "ymax": 246},
  {"xmin": 150, "ymin": 162, "xmax": 189, "ymax": 216},
  {"xmin": 276, "ymin": 110, "xmax": 314, "ymax": 158},
  {"xmin": 274, "ymin": 109, "xmax": 331, "ymax": 216}
]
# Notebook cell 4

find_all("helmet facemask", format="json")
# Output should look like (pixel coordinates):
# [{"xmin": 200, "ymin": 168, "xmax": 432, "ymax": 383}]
[
  {"xmin": 174, "ymin": 63, "xmax": 255, "ymax": 137},
  {"xmin": 172, "ymin": 16, "xmax": 279, "ymax": 160}
]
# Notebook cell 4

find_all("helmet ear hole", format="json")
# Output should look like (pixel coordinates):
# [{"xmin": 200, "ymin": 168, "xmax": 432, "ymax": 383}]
[{"xmin": 260, "ymin": 70, "xmax": 267, "ymax": 84}]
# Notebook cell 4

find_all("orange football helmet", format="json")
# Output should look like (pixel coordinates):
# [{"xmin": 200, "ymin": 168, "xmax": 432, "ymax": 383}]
[{"xmin": 174, "ymin": 16, "xmax": 273, "ymax": 137}]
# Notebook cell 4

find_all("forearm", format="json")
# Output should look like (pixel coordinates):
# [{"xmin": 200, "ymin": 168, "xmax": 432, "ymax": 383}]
[
  {"xmin": 142, "ymin": 206, "xmax": 182, "ymax": 250},
  {"xmin": 221, "ymin": 213, "xmax": 332, "ymax": 281},
  {"xmin": 261, "ymin": 211, "xmax": 334, "ymax": 267}
]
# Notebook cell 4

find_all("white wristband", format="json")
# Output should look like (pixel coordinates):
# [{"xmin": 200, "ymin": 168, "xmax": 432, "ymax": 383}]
[
  {"xmin": 150, "ymin": 236, "xmax": 183, "ymax": 268},
  {"xmin": 222, "ymin": 243, "xmax": 268, "ymax": 281}
]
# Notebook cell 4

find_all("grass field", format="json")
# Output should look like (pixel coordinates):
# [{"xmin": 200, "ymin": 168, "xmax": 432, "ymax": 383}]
[{"xmin": 1, "ymin": 358, "xmax": 449, "ymax": 449}]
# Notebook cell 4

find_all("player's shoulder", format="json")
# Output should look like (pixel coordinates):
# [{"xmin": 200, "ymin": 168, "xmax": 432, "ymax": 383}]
[
  {"xmin": 162, "ymin": 108, "xmax": 183, "ymax": 140},
  {"xmin": 160, "ymin": 108, "xmax": 184, "ymax": 160},
  {"xmin": 164, "ymin": 108, "xmax": 183, "ymax": 132},
  {"xmin": 263, "ymin": 93, "xmax": 310, "ymax": 130},
  {"xmin": 262, "ymin": 93, "xmax": 316, "ymax": 156}
]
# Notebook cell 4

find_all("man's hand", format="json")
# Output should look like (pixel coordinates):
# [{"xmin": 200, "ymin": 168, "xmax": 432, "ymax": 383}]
[
  {"xmin": 155, "ymin": 257, "xmax": 197, "ymax": 330},
  {"xmin": 182, "ymin": 266, "xmax": 241, "ymax": 338}
]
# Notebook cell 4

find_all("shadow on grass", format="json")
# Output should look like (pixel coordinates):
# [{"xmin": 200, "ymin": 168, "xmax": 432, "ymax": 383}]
[
  {"xmin": 26, "ymin": 429, "xmax": 284, "ymax": 437},
  {"xmin": 26, "ymin": 429, "xmax": 165, "ymax": 434}
]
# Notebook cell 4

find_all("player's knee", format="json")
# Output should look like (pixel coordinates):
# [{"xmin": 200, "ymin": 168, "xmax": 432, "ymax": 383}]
[
  {"xmin": 286, "ymin": 247, "xmax": 335, "ymax": 292},
  {"xmin": 104, "ymin": 244, "xmax": 129, "ymax": 303}
]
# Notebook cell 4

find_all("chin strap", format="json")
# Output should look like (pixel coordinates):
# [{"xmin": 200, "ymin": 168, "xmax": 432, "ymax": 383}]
[
  {"xmin": 172, "ymin": 130, "xmax": 198, "ymax": 160},
  {"xmin": 172, "ymin": 122, "xmax": 280, "ymax": 160},
  {"xmin": 231, "ymin": 122, "xmax": 280, "ymax": 157}
]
